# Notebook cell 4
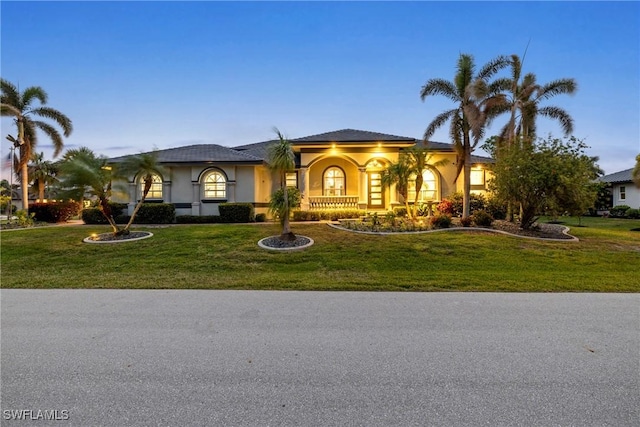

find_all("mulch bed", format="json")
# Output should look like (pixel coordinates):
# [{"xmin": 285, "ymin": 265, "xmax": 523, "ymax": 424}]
[{"xmin": 260, "ymin": 235, "xmax": 312, "ymax": 249}]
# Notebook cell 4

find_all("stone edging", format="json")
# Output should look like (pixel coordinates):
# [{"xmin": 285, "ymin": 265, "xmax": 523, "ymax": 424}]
[
  {"xmin": 83, "ymin": 231, "xmax": 154, "ymax": 244},
  {"xmin": 258, "ymin": 236, "xmax": 315, "ymax": 251},
  {"xmin": 327, "ymin": 223, "xmax": 578, "ymax": 242}
]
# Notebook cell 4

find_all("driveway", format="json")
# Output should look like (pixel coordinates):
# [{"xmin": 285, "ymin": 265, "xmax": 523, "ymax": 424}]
[{"xmin": 1, "ymin": 290, "xmax": 638, "ymax": 426}]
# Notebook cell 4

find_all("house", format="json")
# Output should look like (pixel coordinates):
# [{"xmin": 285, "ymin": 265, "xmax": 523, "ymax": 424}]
[
  {"xmin": 109, "ymin": 129, "xmax": 494, "ymax": 217},
  {"xmin": 599, "ymin": 168, "xmax": 640, "ymax": 208}
]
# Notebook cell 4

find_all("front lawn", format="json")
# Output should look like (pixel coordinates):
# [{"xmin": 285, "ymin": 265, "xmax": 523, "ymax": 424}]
[{"xmin": 1, "ymin": 217, "xmax": 639, "ymax": 292}]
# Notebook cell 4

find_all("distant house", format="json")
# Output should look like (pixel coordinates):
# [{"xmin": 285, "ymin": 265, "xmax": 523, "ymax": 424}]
[
  {"xmin": 109, "ymin": 129, "xmax": 494, "ymax": 217},
  {"xmin": 599, "ymin": 168, "xmax": 639, "ymax": 208}
]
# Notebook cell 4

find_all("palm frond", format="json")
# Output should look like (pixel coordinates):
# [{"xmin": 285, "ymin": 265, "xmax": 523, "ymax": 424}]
[
  {"xmin": 536, "ymin": 78, "xmax": 577, "ymax": 101},
  {"xmin": 477, "ymin": 55, "xmax": 510, "ymax": 81},
  {"xmin": 21, "ymin": 87, "xmax": 48, "ymax": 109},
  {"xmin": 32, "ymin": 120, "xmax": 65, "ymax": 157},
  {"xmin": 420, "ymin": 79, "xmax": 459, "ymax": 102},
  {"xmin": 538, "ymin": 106, "xmax": 574, "ymax": 136},
  {"xmin": 424, "ymin": 108, "xmax": 458, "ymax": 140},
  {"xmin": 30, "ymin": 106, "xmax": 73, "ymax": 136}
]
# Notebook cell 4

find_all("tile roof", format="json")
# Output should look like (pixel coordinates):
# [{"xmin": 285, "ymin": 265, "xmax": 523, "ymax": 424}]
[
  {"xmin": 291, "ymin": 129, "xmax": 416, "ymax": 143},
  {"xmin": 109, "ymin": 144, "xmax": 263, "ymax": 164},
  {"xmin": 599, "ymin": 168, "xmax": 633, "ymax": 184}
]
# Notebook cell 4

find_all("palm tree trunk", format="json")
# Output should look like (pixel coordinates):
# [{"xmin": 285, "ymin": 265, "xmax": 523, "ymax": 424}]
[
  {"xmin": 124, "ymin": 180, "xmax": 152, "ymax": 232},
  {"xmin": 18, "ymin": 120, "xmax": 29, "ymax": 213},
  {"xmin": 38, "ymin": 181, "xmax": 45, "ymax": 202},
  {"xmin": 462, "ymin": 138, "xmax": 472, "ymax": 219},
  {"xmin": 413, "ymin": 175, "xmax": 423, "ymax": 217}
]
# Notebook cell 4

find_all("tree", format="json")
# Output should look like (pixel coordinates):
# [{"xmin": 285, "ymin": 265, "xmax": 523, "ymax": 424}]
[
  {"xmin": 382, "ymin": 155, "xmax": 413, "ymax": 218},
  {"xmin": 633, "ymin": 154, "xmax": 640, "ymax": 188},
  {"xmin": 28, "ymin": 152, "xmax": 57, "ymax": 202},
  {"xmin": 498, "ymin": 54, "xmax": 577, "ymax": 144},
  {"xmin": 421, "ymin": 53, "xmax": 509, "ymax": 218},
  {"xmin": 0, "ymin": 79, "xmax": 73, "ymax": 213},
  {"xmin": 490, "ymin": 136, "xmax": 601, "ymax": 229},
  {"xmin": 266, "ymin": 128, "xmax": 296, "ymax": 241},
  {"xmin": 57, "ymin": 147, "xmax": 121, "ymax": 235},
  {"xmin": 403, "ymin": 146, "xmax": 449, "ymax": 218},
  {"xmin": 114, "ymin": 151, "xmax": 166, "ymax": 234}
]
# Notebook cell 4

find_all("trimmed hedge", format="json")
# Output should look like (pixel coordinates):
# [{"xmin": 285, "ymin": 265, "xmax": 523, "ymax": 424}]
[
  {"xmin": 625, "ymin": 208, "xmax": 640, "ymax": 219},
  {"xmin": 610, "ymin": 205, "xmax": 631, "ymax": 218},
  {"xmin": 219, "ymin": 203, "xmax": 254, "ymax": 223},
  {"xmin": 430, "ymin": 214, "xmax": 452, "ymax": 229},
  {"xmin": 471, "ymin": 210, "xmax": 494, "ymax": 227},
  {"xmin": 81, "ymin": 202, "xmax": 128, "ymax": 224},
  {"xmin": 30, "ymin": 202, "xmax": 81, "ymax": 223},
  {"xmin": 133, "ymin": 203, "xmax": 176, "ymax": 224}
]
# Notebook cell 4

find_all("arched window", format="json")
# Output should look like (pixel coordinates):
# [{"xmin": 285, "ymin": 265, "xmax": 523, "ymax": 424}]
[
  {"xmin": 142, "ymin": 174, "xmax": 163, "ymax": 199},
  {"xmin": 203, "ymin": 171, "xmax": 226, "ymax": 199},
  {"xmin": 407, "ymin": 169, "xmax": 438, "ymax": 202},
  {"xmin": 323, "ymin": 167, "xmax": 345, "ymax": 196}
]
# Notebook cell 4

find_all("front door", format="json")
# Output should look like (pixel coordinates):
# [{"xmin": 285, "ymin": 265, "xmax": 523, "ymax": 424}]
[{"xmin": 368, "ymin": 172, "xmax": 385, "ymax": 209}]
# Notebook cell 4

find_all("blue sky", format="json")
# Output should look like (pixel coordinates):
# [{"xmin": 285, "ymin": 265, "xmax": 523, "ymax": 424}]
[{"xmin": 1, "ymin": 1, "xmax": 638, "ymax": 178}]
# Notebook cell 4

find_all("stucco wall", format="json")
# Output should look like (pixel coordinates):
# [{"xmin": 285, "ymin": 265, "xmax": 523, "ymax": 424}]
[{"xmin": 613, "ymin": 183, "xmax": 640, "ymax": 208}]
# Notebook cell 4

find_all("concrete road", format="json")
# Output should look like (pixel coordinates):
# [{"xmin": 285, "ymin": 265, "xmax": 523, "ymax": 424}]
[{"xmin": 1, "ymin": 290, "xmax": 638, "ymax": 426}]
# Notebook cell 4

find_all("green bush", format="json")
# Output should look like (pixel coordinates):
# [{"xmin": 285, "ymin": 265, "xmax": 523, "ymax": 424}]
[
  {"xmin": 460, "ymin": 216, "xmax": 473, "ymax": 227},
  {"xmin": 393, "ymin": 207, "xmax": 408, "ymax": 217},
  {"xmin": 176, "ymin": 215, "xmax": 222, "ymax": 224},
  {"xmin": 133, "ymin": 203, "xmax": 176, "ymax": 224},
  {"xmin": 448, "ymin": 192, "xmax": 487, "ymax": 216},
  {"xmin": 82, "ymin": 202, "xmax": 128, "ymax": 224},
  {"xmin": 484, "ymin": 196, "xmax": 507, "ymax": 220},
  {"xmin": 292, "ymin": 209, "xmax": 366, "ymax": 221},
  {"xmin": 430, "ymin": 214, "xmax": 452, "ymax": 229},
  {"xmin": 255, "ymin": 213, "xmax": 267, "ymax": 222},
  {"xmin": 610, "ymin": 205, "xmax": 631, "ymax": 218},
  {"xmin": 29, "ymin": 202, "xmax": 81, "ymax": 223},
  {"xmin": 219, "ymin": 203, "xmax": 255, "ymax": 223},
  {"xmin": 626, "ymin": 208, "xmax": 640, "ymax": 219},
  {"xmin": 471, "ymin": 210, "xmax": 494, "ymax": 227}
]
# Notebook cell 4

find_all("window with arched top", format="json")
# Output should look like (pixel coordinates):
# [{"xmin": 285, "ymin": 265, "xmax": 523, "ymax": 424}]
[
  {"xmin": 407, "ymin": 169, "xmax": 438, "ymax": 202},
  {"xmin": 323, "ymin": 167, "xmax": 345, "ymax": 196},
  {"xmin": 141, "ymin": 174, "xmax": 163, "ymax": 199},
  {"xmin": 203, "ymin": 170, "xmax": 226, "ymax": 199}
]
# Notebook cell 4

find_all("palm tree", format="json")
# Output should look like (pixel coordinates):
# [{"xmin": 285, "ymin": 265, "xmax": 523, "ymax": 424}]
[
  {"xmin": 115, "ymin": 151, "xmax": 167, "ymax": 234},
  {"xmin": 57, "ymin": 147, "xmax": 121, "ymax": 235},
  {"xmin": 404, "ymin": 146, "xmax": 449, "ymax": 218},
  {"xmin": 420, "ymin": 53, "xmax": 509, "ymax": 218},
  {"xmin": 0, "ymin": 79, "xmax": 72, "ymax": 213},
  {"xmin": 28, "ymin": 152, "xmax": 57, "ymax": 202},
  {"xmin": 267, "ymin": 128, "xmax": 296, "ymax": 241},
  {"xmin": 498, "ymin": 54, "xmax": 577, "ymax": 145},
  {"xmin": 382, "ymin": 155, "xmax": 413, "ymax": 218}
]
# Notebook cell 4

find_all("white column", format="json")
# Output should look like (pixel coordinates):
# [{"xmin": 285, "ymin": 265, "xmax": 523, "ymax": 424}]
[
  {"xmin": 358, "ymin": 168, "xmax": 368, "ymax": 210},
  {"xmin": 128, "ymin": 182, "xmax": 137, "ymax": 215},
  {"xmin": 227, "ymin": 181, "xmax": 236, "ymax": 203},
  {"xmin": 191, "ymin": 182, "xmax": 200, "ymax": 215},
  {"xmin": 300, "ymin": 167, "xmax": 309, "ymax": 210},
  {"xmin": 163, "ymin": 181, "xmax": 172, "ymax": 203}
]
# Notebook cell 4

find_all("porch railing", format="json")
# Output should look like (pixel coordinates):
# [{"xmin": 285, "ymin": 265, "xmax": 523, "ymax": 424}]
[{"xmin": 308, "ymin": 195, "xmax": 359, "ymax": 210}]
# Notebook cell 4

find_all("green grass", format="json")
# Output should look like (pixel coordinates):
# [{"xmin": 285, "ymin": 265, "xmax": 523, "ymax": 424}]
[{"xmin": 1, "ymin": 217, "xmax": 639, "ymax": 292}]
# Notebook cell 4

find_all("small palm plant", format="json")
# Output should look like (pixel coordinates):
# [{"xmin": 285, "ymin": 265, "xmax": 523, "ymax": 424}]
[
  {"xmin": 382, "ymin": 156, "xmax": 413, "ymax": 219},
  {"xmin": 115, "ymin": 151, "xmax": 167, "ymax": 234},
  {"xmin": 267, "ymin": 128, "xmax": 296, "ymax": 241},
  {"xmin": 404, "ymin": 146, "xmax": 449, "ymax": 218},
  {"xmin": 57, "ymin": 147, "xmax": 122, "ymax": 235}
]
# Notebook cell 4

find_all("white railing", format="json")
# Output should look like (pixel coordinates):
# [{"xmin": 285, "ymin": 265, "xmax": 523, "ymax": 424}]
[{"xmin": 308, "ymin": 195, "xmax": 359, "ymax": 210}]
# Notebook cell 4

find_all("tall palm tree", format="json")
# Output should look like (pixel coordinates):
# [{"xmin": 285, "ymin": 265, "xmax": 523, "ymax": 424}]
[
  {"xmin": 0, "ymin": 78, "xmax": 73, "ymax": 213},
  {"xmin": 267, "ymin": 128, "xmax": 296, "ymax": 241},
  {"xmin": 382, "ymin": 155, "xmax": 413, "ymax": 218},
  {"xmin": 498, "ymin": 54, "xmax": 577, "ymax": 145},
  {"xmin": 420, "ymin": 53, "xmax": 509, "ymax": 218},
  {"xmin": 28, "ymin": 152, "xmax": 57, "ymax": 202},
  {"xmin": 57, "ymin": 147, "xmax": 121, "ymax": 235},
  {"xmin": 115, "ymin": 151, "xmax": 167, "ymax": 233}
]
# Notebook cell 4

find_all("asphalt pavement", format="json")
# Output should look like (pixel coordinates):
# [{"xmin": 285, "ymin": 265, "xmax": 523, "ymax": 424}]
[{"xmin": 1, "ymin": 290, "xmax": 638, "ymax": 426}]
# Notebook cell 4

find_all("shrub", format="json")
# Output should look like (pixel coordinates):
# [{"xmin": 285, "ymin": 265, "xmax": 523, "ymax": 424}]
[
  {"xmin": 30, "ymin": 202, "xmax": 81, "ymax": 223},
  {"xmin": 133, "ymin": 203, "xmax": 176, "ymax": 224},
  {"xmin": 255, "ymin": 213, "xmax": 267, "ymax": 222},
  {"xmin": 175, "ymin": 215, "xmax": 222, "ymax": 224},
  {"xmin": 219, "ymin": 203, "xmax": 254, "ymax": 223},
  {"xmin": 430, "ymin": 214, "xmax": 452, "ymax": 229},
  {"xmin": 292, "ymin": 210, "xmax": 365, "ymax": 221},
  {"xmin": 460, "ymin": 216, "xmax": 473, "ymax": 227},
  {"xmin": 393, "ymin": 207, "xmax": 408, "ymax": 217},
  {"xmin": 292, "ymin": 210, "xmax": 320, "ymax": 221},
  {"xmin": 436, "ymin": 199, "xmax": 453, "ymax": 215},
  {"xmin": 14, "ymin": 210, "xmax": 35, "ymax": 227},
  {"xmin": 610, "ymin": 205, "xmax": 631, "ymax": 218},
  {"xmin": 626, "ymin": 208, "xmax": 640, "ymax": 219},
  {"xmin": 82, "ymin": 208, "xmax": 108, "ymax": 224},
  {"xmin": 484, "ymin": 196, "xmax": 507, "ymax": 220},
  {"xmin": 472, "ymin": 210, "xmax": 494, "ymax": 227},
  {"xmin": 448, "ymin": 192, "xmax": 487, "ymax": 216}
]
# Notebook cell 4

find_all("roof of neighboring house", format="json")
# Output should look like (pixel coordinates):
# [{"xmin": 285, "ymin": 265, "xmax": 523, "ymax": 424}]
[
  {"xmin": 599, "ymin": 168, "xmax": 634, "ymax": 184},
  {"xmin": 109, "ymin": 144, "xmax": 263, "ymax": 164}
]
